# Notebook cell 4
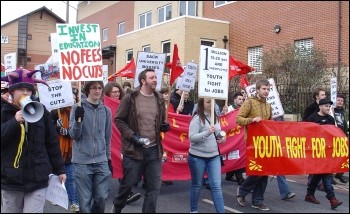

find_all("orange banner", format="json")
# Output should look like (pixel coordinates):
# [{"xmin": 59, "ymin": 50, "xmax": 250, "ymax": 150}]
[{"xmin": 246, "ymin": 120, "xmax": 349, "ymax": 175}]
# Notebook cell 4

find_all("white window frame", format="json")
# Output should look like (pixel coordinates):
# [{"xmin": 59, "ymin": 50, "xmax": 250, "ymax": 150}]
[
  {"xmin": 118, "ymin": 22, "xmax": 125, "ymax": 35},
  {"xmin": 248, "ymin": 46, "xmax": 263, "ymax": 73},
  {"xmin": 139, "ymin": 11, "xmax": 152, "ymax": 29},
  {"xmin": 214, "ymin": 1, "xmax": 234, "ymax": 7},
  {"xmin": 102, "ymin": 28, "xmax": 108, "ymax": 41},
  {"xmin": 143, "ymin": 45, "xmax": 151, "ymax": 52},
  {"xmin": 126, "ymin": 49, "xmax": 133, "ymax": 64},
  {"xmin": 158, "ymin": 4, "xmax": 172, "ymax": 23},
  {"xmin": 162, "ymin": 41, "xmax": 171, "ymax": 72},
  {"xmin": 295, "ymin": 38, "xmax": 314, "ymax": 57},
  {"xmin": 179, "ymin": 1, "xmax": 197, "ymax": 16},
  {"xmin": 201, "ymin": 39, "xmax": 215, "ymax": 47}
]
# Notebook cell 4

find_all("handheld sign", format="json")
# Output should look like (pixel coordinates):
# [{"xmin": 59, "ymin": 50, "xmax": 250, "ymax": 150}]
[
  {"xmin": 245, "ymin": 78, "xmax": 284, "ymax": 118},
  {"xmin": 178, "ymin": 62, "xmax": 197, "ymax": 92},
  {"xmin": 198, "ymin": 46, "xmax": 229, "ymax": 99},
  {"xmin": 55, "ymin": 24, "xmax": 103, "ymax": 81}
]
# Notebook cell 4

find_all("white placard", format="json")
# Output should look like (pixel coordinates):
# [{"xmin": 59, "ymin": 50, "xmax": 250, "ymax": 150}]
[
  {"xmin": 198, "ymin": 46, "xmax": 229, "ymax": 99},
  {"xmin": 45, "ymin": 174, "xmax": 68, "ymax": 210},
  {"xmin": 245, "ymin": 78, "xmax": 284, "ymax": 118},
  {"xmin": 330, "ymin": 77, "xmax": 337, "ymax": 107},
  {"xmin": 1, "ymin": 35, "xmax": 9, "ymax": 44},
  {"xmin": 178, "ymin": 62, "xmax": 197, "ymax": 92},
  {"xmin": 56, "ymin": 24, "xmax": 103, "ymax": 81},
  {"xmin": 4, "ymin": 52, "xmax": 16, "ymax": 74},
  {"xmin": 134, "ymin": 51, "xmax": 166, "ymax": 90},
  {"xmin": 50, "ymin": 33, "xmax": 61, "ymax": 64}
]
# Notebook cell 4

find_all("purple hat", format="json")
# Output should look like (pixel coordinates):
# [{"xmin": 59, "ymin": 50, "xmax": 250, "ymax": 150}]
[{"xmin": 1, "ymin": 68, "xmax": 49, "ymax": 93}]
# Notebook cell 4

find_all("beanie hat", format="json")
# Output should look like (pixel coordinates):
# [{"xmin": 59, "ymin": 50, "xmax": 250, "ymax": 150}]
[{"xmin": 1, "ymin": 68, "xmax": 49, "ymax": 93}]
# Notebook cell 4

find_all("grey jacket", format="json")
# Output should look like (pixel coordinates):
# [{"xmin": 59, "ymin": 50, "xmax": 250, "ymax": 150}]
[
  {"xmin": 69, "ymin": 99, "xmax": 112, "ymax": 164},
  {"xmin": 188, "ymin": 113, "xmax": 221, "ymax": 158}
]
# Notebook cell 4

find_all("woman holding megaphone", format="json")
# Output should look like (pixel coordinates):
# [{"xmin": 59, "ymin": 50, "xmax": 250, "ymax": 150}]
[{"xmin": 1, "ymin": 68, "xmax": 66, "ymax": 213}]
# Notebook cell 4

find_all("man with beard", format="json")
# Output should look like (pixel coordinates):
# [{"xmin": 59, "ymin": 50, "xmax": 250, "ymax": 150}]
[{"xmin": 112, "ymin": 68, "xmax": 170, "ymax": 213}]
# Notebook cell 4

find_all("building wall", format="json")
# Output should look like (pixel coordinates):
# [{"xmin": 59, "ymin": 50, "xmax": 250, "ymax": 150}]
[
  {"xmin": 203, "ymin": 1, "xmax": 349, "ymax": 66},
  {"xmin": 1, "ymin": 22, "xmax": 19, "ymax": 66}
]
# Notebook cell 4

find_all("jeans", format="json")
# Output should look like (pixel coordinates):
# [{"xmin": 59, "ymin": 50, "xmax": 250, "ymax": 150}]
[
  {"xmin": 65, "ymin": 163, "xmax": 79, "ymax": 205},
  {"xmin": 188, "ymin": 154, "xmax": 224, "ymax": 213},
  {"xmin": 113, "ymin": 145, "xmax": 162, "ymax": 213},
  {"xmin": 238, "ymin": 175, "xmax": 268, "ymax": 206},
  {"xmin": 74, "ymin": 162, "xmax": 111, "ymax": 213},
  {"xmin": 307, "ymin": 173, "xmax": 334, "ymax": 199},
  {"xmin": 277, "ymin": 175, "xmax": 291, "ymax": 199}
]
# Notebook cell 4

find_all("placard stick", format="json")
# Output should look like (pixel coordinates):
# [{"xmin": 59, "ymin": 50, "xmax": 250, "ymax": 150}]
[
  {"xmin": 176, "ymin": 91, "xmax": 185, "ymax": 114},
  {"xmin": 77, "ymin": 81, "xmax": 81, "ymax": 122},
  {"xmin": 211, "ymin": 98, "xmax": 215, "ymax": 125}
]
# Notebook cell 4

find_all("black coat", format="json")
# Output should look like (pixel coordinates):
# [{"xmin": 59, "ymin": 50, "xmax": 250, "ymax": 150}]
[
  {"xmin": 1, "ymin": 102, "xmax": 65, "ymax": 192},
  {"xmin": 302, "ymin": 101, "xmax": 319, "ymax": 121}
]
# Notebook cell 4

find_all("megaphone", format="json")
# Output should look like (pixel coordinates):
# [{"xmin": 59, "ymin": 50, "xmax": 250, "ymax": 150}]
[{"xmin": 19, "ymin": 96, "xmax": 44, "ymax": 123}]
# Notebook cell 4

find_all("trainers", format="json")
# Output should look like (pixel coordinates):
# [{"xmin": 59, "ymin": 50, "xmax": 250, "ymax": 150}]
[
  {"xmin": 305, "ymin": 195, "xmax": 320, "ymax": 204},
  {"xmin": 330, "ymin": 196, "xmax": 342, "ymax": 209},
  {"xmin": 282, "ymin": 192, "xmax": 296, "ymax": 200},
  {"xmin": 70, "ymin": 203, "xmax": 79, "ymax": 212},
  {"xmin": 126, "ymin": 192, "xmax": 141, "ymax": 204},
  {"xmin": 236, "ymin": 187, "xmax": 246, "ymax": 207},
  {"xmin": 252, "ymin": 203, "xmax": 270, "ymax": 211},
  {"xmin": 335, "ymin": 174, "xmax": 348, "ymax": 183}
]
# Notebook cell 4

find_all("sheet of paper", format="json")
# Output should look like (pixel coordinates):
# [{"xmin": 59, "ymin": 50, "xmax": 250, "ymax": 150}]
[{"xmin": 45, "ymin": 174, "xmax": 68, "ymax": 210}]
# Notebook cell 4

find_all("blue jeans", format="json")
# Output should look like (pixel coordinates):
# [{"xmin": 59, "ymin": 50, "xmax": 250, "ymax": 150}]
[
  {"xmin": 307, "ymin": 173, "xmax": 334, "ymax": 199},
  {"xmin": 277, "ymin": 175, "xmax": 291, "ymax": 199},
  {"xmin": 74, "ymin": 162, "xmax": 111, "ymax": 213},
  {"xmin": 238, "ymin": 175, "xmax": 268, "ymax": 206},
  {"xmin": 188, "ymin": 154, "xmax": 224, "ymax": 213},
  {"xmin": 113, "ymin": 146, "xmax": 162, "ymax": 213},
  {"xmin": 65, "ymin": 163, "xmax": 79, "ymax": 205}
]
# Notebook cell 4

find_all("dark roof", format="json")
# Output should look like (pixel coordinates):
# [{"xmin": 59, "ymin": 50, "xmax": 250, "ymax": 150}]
[{"xmin": 1, "ymin": 6, "xmax": 65, "ymax": 27}]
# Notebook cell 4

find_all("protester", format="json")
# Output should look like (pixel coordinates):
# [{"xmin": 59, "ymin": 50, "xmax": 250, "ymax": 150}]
[
  {"xmin": 333, "ymin": 94, "xmax": 348, "ymax": 183},
  {"xmin": 188, "ymin": 97, "xmax": 226, "ymax": 213},
  {"xmin": 104, "ymin": 82, "xmax": 142, "ymax": 204},
  {"xmin": 224, "ymin": 92, "xmax": 246, "ymax": 185},
  {"xmin": 235, "ymin": 79, "xmax": 272, "ymax": 211},
  {"xmin": 1, "ymin": 68, "xmax": 66, "ymax": 213},
  {"xmin": 50, "ymin": 93, "xmax": 79, "ymax": 213},
  {"xmin": 122, "ymin": 81, "xmax": 132, "ymax": 92},
  {"xmin": 302, "ymin": 87, "xmax": 326, "ymax": 121},
  {"xmin": 69, "ymin": 81, "xmax": 112, "ymax": 213},
  {"xmin": 112, "ymin": 68, "xmax": 170, "ymax": 213},
  {"xmin": 160, "ymin": 87, "xmax": 174, "ymax": 113},
  {"xmin": 170, "ymin": 89, "xmax": 194, "ymax": 115},
  {"xmin": 304, "ymin": 98, "xmax": 343, "ymax": 209}
]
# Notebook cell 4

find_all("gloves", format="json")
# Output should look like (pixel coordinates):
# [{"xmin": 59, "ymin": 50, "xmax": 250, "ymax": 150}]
[
  {"xmin": 160, "ymin": 122, "xmax": 170, "ymax": 132},
  {"xmin": 60, "ymin": 127, "xmax": 69, "ymax": 136},
  {"xmin": 56, "ymin": 119, "xmax": 63, "ymax": 128},
  {"xmin": 131, "ymin": 134, "xmax": 150, "ymax": 146},
  {"xmin": 108, "ymin": 159, "xmax": 113, "ymax": 175},
  {"xmin": 131, "ymin": 134, "xmax": 142, "ymax": 145},
  {"xmin": 75, "ymin": 106, "xmax": 84, "ymax": 122}
]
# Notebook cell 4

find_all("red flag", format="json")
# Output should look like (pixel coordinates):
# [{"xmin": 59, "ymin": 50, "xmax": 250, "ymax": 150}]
[
  {"xmin": 108, "ymin": 58, "xmax": 136, "ymax": 81},
  {"xmin": 229, "ymin": 56, "xmax": 255, "ymax": 80},
  {"xmin": 240, "ymin": 75, "xmax": 249, "ymax": 88},
  {"xmin": 169, "ymin": 44, "xmax": 184, "ymax": 86}
]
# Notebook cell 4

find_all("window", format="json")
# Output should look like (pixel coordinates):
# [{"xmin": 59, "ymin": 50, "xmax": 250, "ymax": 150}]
[
  {"xmin": 162, "ymin": 41, "xmax": 171, "ymax": 73},
  {"xmin": 158, "ymin": 4, "xmax": 172, "ymax": 23},
  {"xmin": 102, "ymin": 28, "xmax": 108, "ymax": 41},
  {"xmin": 27, "ymin": 34, "xmax": 32, "ymax": 40},
  {"xmin": 143, "ymin": 45, "xmax": 151, "ymax": 52},
  {"xmin": 179, "ymin": 1, "xmax": 197, "ymax": 16},
  {"xmin": 126, "ymin": 49, "xmax": 133, "ymax": 63},
  {"xmin": 118, "ymin": 22, "xmax": 125, "ymax": 35},
  {"xmin": 295, "ymin": 38, "xmax": 314, "ymax": 57},
  {"xmin": 139, "ymin": 11, "xmax": 152, "ymax": 29},
  {"xmin": 201, "ymin": 40, "xmax": 215, "ymax": 47},
  {"xmin": 27, "ymin": 56, "xmax": 31, "ymax": 62},
  {"xmin": 248, "ymin": 46, "xmax": 263, "ymax": 73},
  {"xmin": 214, "ymin": 1, "xmax": 234, "ymax": 7}
]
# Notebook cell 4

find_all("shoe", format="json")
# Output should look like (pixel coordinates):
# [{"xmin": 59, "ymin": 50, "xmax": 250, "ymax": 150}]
[
  {"xmin": 126, "ymin": 192, "xmax": 141, "ymax": 204},
  {"xmin": 331, "ymin": 178, "xmax": 338, "ymax": 185},
  {"xmin": 70, "ymin": 203, "xmax": 79, "ymax": 212},
  {"xmin": 111, "ymin": 205, "xmax": 121, "ymax": 213},
  {"xmin": 236, "ymin": 187, "xmax": 246, "ymax": 207},
  {"xmin": 161, "ymin": 180, "xmax": 173, "ymax": 186},
  {"xmin": 305, "ymin": 195, "xmax": 320, "ymax": 204},
  {"xmin": 316, "ymin": 183, "xmax": 325, "ymax": 191},
  {"xmin": 330, "ymin": 196, "xmax": 342, "ymax": 209},
  {"xmin": 335, "ymin": 174, "xmax": 348, "ymax": 183},
  {"xmin": 225, "ymin": 176, "xmax": 236, "ymax": 182},
  {"xmin": 282, "ymin": 192, "xmax": 296, "ymax": 200},
  {"xmin": 251, "ymin": 203, "xmax": 270, "ymax": 211}
]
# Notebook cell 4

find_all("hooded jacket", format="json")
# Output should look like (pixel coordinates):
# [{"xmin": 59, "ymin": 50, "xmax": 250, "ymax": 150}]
[
  {"xmin": 1, "ymin": 102, "xmax": 65, "ymax": 192},
  {"xmin": 236, "ymin": 96, "xmax": 272, "ymax": 140},
  {"xmin": 69, "ymin": 99, "xmax": 112, "ymax": 164}
]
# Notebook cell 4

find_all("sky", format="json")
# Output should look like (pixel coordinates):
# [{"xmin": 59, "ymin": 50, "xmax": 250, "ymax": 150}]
[{"xmin": 1, "ymin": 1, "xmax": 78, "ymax": 25}]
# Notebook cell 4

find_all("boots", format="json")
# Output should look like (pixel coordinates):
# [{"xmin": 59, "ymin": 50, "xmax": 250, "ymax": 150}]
[
  {"xmin": 330, "ymin": 196, "xmax": 342, "ymax": 209},
  {"xmin": 305, "ymin": 194, "xmax": 320, "ymax": 204}
]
